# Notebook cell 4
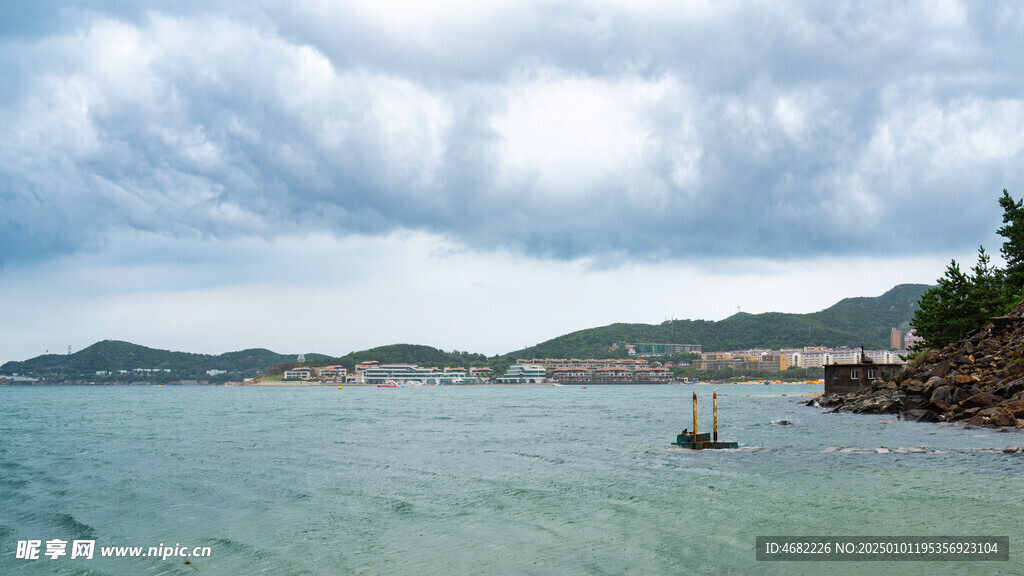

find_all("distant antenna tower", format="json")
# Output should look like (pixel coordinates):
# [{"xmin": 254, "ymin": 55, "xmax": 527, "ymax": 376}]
[
  {"xmin": 297, "ymin": 353, "xmax": 306, "ymax": 363},
  {"xmin": 67, "ymin": 345, "xmax": 71, "ymax": 355}
]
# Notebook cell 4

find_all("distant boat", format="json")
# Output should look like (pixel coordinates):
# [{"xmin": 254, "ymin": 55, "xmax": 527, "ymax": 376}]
[{"xmin": 377, "ymin": 380, "xmax": 402, "ymax": 388}]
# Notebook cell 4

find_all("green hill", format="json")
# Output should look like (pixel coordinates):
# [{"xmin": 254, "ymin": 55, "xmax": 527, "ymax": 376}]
[
  {"xmin": 323, "ymin": 344, "xmax": 487, "ymax": 370},
  {"xmin": 0, "ymin": 340, "xmax": 330, "ymax": 382},
  {"xmin": 503, "ymin": 283, "xmax": 930, "ymax": 359}
]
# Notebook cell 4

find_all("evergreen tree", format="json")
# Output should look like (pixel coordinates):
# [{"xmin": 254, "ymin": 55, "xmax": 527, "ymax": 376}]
[
  {"xmin": 998, "ymin": 189, "xmax": 1024, "ymax": 293},
  {"xmin": 969, "ymin": 246, "xmax": 1016, "ymax": 320},
  {"xmin": 910, "ymin": 259, "xmax": 977, "ymax": 350},
  {"xmin": 912, "ymin": 190, "xmax": 1024, "ymax": 352}
]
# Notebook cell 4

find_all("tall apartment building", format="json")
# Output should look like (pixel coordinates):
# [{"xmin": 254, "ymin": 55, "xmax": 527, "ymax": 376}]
[{"xmin": 890, "ymin": 328, "xmax": 903, "ymax": 350}]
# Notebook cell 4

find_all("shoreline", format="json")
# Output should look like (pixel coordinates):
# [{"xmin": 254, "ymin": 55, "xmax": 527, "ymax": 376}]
[{"xmin": 1, "ymin": 379, "xmax": 827, "ymax": 387}]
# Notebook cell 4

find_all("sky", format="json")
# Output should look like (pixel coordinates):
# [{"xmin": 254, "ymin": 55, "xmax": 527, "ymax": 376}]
[{"xmin": 2, "ymin": 1, "xmax": 1024, "ymax": 365}]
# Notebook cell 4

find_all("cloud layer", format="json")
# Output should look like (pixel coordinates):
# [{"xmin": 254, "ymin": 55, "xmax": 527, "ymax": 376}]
[
  {"xmin": 3, "ymin": 1, "xmax": 1023, "ymax": 268},
  {"xmin": 0, "ymin": 228, "xmax": 955, "ymax": 362}
]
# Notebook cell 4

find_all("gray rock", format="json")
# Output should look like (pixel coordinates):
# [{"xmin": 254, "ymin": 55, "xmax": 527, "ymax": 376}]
[
  {"xmin": 902, "ymin": 409, "xmax": 926, "ymax": 420},
  {"xmin": 995, "ymin": 377, "xmax": 1024, "ymax": 398},
  {"xmin": 1003, "ymin": 446, "xmax": 1019, "ymax": 453},
  {"xmin": 930, "ymin": 385, "xmax": 952, "ymax": 404}
]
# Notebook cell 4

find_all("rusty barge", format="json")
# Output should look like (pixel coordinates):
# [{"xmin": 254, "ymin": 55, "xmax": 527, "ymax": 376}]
[{"xmin": 675, "ymin": 390, "xmax": 738, "ymax": 449}]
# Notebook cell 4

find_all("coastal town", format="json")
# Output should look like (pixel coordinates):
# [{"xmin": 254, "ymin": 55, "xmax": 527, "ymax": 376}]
[
  {"xmin": 0, "ymin": 328, "xmax": 920, "ymax": 387},
  {"xmin": 271, "ymin": 327, "xmax": 918, "ymax": 386}
]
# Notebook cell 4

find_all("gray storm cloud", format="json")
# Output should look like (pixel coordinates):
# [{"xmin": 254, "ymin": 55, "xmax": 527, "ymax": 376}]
[{"xmin": 2, "ymin": 0, "xmax": 1024, "ymax": 267}]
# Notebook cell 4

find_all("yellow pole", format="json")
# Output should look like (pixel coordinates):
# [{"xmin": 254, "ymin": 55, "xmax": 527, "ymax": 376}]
[
  {"xmin": 713, "ymin": 390, "xmax": 719, "ymax": 442},
  {"xmin": 692, "ymin": 390, "xmax": 698, "ymax": 438}
]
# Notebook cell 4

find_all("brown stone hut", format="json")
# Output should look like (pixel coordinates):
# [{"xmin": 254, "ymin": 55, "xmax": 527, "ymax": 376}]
[{"xmin": 824, "ymin": 357, "xmax": 903, "ymax": 394}]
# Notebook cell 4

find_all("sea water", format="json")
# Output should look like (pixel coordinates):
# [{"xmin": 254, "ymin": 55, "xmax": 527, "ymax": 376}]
[{"xmin": 1, "ymin": 384, "xmax": 1021, "ymax": 575}]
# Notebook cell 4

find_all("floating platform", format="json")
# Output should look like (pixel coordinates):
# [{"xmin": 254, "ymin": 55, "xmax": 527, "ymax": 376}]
[
  {"xmin": 675, "ymin": 432, "xmax": 738, "ymax": 450},
  {"xmin": 675, "ymin": 391, "xmax": 738, "ymax": 449}
]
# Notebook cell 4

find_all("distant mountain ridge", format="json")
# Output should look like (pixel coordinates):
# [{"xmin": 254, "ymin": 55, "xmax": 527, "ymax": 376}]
[
  {"xmin": 2, "ymin": 284, "xmax": 931, "ymax": 380},
  {"xmin": 504, "ymin": 284, "xmax": 930, "ymax": 359},
  {"xmin": 0, "ymin": 340, "xmax": 330, "ymax": 382}
]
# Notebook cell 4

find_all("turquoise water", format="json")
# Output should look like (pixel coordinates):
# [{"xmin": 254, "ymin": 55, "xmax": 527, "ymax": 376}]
[{"xmin": 1, "ymin": 384, "xmax": 1021, "ymax": 575}]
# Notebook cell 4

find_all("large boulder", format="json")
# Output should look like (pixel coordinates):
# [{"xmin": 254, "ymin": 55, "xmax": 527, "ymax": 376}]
[
  {"xmin": 995, "ymin": 377, "xmax": 1024, "ymax": 398},
  {"xmin": 961, "ymin": 392, "xmax": 999, "ymax": 410},
  {"xmin": 922, "ymin": 376, "xmax": 945, "ymax": 395},
  {"xmin": 953, "ymin": 387, "xmax": 972, "ymax": 404},
  {"xmin": 903, "ymin": 379, "xmax": 925, "ymax": 393},
  {"xmin": 857, "ymin": 394, "xmax": 903, "ymax": 414},
  {"xmin": 930, "ymin": 385, "xmax": 952, "ymax": 404},
  {"xmin": 967, "ymin": 407, "xmax": 1018, "ymax": 428},
  {"xmin": 917, "ymin": 399, "xmax": 950, "ymax": 414},
  {"xmin": 952, "ymin": 406, "xmax": 981, "ymax": 421},
  {"xmin": 1002, "ymin": 399, "xmax": 1024, "ymax": 418},
  {"xmin": 999, "ymin": 360, "xmax": 1024, "ymax": 381},
  {"xmin": 989, "ymin": 408, "xmax": 1018, "ymax": 427}
]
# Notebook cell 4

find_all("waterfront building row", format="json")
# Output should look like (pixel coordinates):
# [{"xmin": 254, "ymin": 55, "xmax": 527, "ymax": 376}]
[
  {"xmin": 358, "ymin": 364, "xmax": 478, "ymax": 385},
  {"xmin": 283, "ymin": 365, "xmax": 349, "ymax": 382},
  {"xmin": 284, "ymin": 362, "xmax": 495, "ymax": 384},
  {"xmin": 698, "ymin": 352, "xmax": 788, "ymax": 372},
  {"xmin": 696, "ymin": 347, "xmax": 907, "ymax": 372},
  {"xmin": 513, "ymin": 357, "xmax": 673, "ymax": 382},
  {"xmin": 96, "ymin": 368, "xmax": 172, "ymax": 376},
  {"xmin": 516, "ymin": 358, "xmax": 654, "ymax": 372}
]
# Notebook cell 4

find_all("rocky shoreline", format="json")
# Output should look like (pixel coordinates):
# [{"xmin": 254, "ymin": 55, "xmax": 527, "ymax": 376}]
[{"xmin": 811, "ymin": 301, "xmax": 1024, "ymax": 429}]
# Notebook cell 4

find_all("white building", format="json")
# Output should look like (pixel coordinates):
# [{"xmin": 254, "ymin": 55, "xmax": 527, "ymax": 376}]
[
  {"xmin": 866, "ymin": 350, "xmax": 904, "ymax": 364},
  {"xmin": 496, "ymin": 364, "xmax": 547, "ymax": 384},
  {"xmin": 284, "ymin": 367, "xmax": 314, "ymax": 380},
  {"xmin": 358, "ymin": 364, "xmax": 469, "ymax": 385},
  {"xmin": 317, "ymin": 365, "xmax": 347, "ymax": 381}
]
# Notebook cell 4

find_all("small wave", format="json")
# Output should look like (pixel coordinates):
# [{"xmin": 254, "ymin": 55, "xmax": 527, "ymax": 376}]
[
  {"xmin": 390, "ymin": 499, "xmax": 415, "ymax": 516},
  {"xmin": 45, "ymin": 512, "xmax": 97, "ymax": 540},
  {"xmin": 510, "ymin": 452, "xmax": 566, "ymax": 465}
]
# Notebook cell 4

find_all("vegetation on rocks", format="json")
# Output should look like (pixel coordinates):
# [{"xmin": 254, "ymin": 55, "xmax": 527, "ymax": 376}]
[
  {"xmin": 911, "ymin": 189, "xmax": 1024, "ymax": 351},
  {"xmin": 817, "ymin": 294, "xmax": 1024, "ymax": 428},
  {"xmin": 817, "ymin": 190, "xmax": 1024, "ymax": 428}
]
